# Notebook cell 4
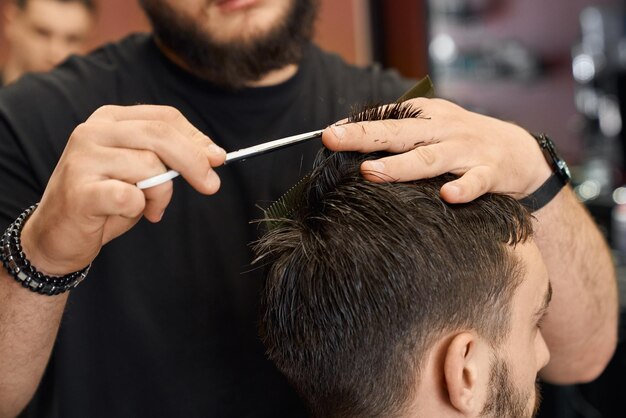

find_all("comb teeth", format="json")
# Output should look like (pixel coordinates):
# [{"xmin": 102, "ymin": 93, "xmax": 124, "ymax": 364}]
[{"xmin": 263, "ymin": 174, "xmax": 311, "ymax": 228}]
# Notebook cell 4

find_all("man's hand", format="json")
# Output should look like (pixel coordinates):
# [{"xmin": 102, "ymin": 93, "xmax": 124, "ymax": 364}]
[
  {"xmin": 20, "ymin": 105, "xmax": 226, "ymax": 276},
  {"xmin": 322, "ymin": 97, "xmax": 552, "ymax": 202}
]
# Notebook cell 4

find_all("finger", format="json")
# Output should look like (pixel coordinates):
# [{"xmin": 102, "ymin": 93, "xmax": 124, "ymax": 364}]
[
  {"xmin": 322, "ymin": 118, "xmax": 438, "ymax": 154},
  {"xmin": 359, "ymin": 143, "xmax": 463, "ymax": 183},
  {"xmin": 89, "ymin": 105, "xmax": 226, "ymax": 165},
  {"xmin": 141, "ymin": 180, "xmax": 174, "ymax": 223},
  {"xmin": 322, "ymin": 98, "xmax": 445, "ymax": 153},
  {"xmin": 206, "ymin": 143, "xmax": 227, "ymax": 167},
  {"xmin": 440, "ymin": 166, "xmax": 494, "ymax": 204},
  {"xmin": 78, "ymin": 148, "xmax": 168, "ymax": 184},
  {"xmin": 79, "ymin": 179, "xmax": 146, "ymax": 219},
  {"xmin": 90, "ymin": 105, "xmax": 199, "ymax": 137},
  {"xmin": 75, "ymin": 121, "xmax": 221, "ymax": 194}
]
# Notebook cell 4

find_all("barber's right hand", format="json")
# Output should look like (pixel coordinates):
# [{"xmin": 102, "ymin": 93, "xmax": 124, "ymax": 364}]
[{"xmin": 19, "ymin": 105, "xmax": 226, "ymax": 276}]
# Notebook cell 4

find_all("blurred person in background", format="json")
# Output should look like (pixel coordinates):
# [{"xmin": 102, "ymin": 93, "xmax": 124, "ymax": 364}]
[
  {"xmin": 1, "ymin": 0, "xmax": 95, "ymax": 86},
  {"xmin": 0, "ymin": 0, "xmax": 617, "ymax": 417}
]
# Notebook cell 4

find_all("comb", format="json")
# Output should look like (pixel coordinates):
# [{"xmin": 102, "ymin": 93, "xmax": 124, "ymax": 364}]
[{"xmin": 261, "ymin": 76, "xmax": 435, "ymax": 227}]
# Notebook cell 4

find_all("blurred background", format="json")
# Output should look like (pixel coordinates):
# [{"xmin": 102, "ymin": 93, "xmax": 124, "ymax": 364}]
[{"xmin": 1, "ymin": 0, "xmax": 625, "ymax": 416}]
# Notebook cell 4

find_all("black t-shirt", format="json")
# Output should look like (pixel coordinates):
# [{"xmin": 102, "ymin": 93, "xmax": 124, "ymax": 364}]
[{"xmin": 0, "ymin": 34, "xmax": 413, "ymax": 418}]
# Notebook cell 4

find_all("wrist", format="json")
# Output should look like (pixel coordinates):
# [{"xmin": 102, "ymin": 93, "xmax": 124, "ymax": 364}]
[
  {"xmin": 519, "ymin": 133, "xmax": 571, "ymax": 212},
  {"xmin": 19, "ymin": 210, "xmax": 79, "ymax": 277},
  {"xmin": 1, "ymin": 205, "xmax": 90, "ymax": 295},
  {"xmin": 21, "ymin": 214, "xmax": 69, "ymax": 276},
  {"xmin": 520, "ymin": 130, "xmax": 553, "ymax": 195}
]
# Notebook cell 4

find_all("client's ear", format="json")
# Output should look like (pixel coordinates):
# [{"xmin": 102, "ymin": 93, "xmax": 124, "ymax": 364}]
[{"xmin": 443, "ymin": 332, "xmax": 487, "ymax": 416}]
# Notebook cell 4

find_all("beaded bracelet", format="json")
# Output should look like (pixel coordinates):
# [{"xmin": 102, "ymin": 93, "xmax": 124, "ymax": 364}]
[{"xmin": 0, "ymin": 204, "xmax": 90, "ymax": 296}]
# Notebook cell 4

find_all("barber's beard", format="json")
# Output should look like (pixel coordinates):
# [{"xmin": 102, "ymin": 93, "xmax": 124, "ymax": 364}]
[
  {"xmin": 139, "ymin": 0, "xmax": 319, "ymax": 89},
  {"xmin": 481, "ymin": 358, "xmax": 541, "ymax": 418}
]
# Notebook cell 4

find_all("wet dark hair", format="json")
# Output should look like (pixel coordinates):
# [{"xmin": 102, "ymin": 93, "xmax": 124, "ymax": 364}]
[
  {"xmin": 16, "ymin": 0, "xmax": 96, "ymax": 12},
  {"xmin": 254, "ymin": 118, "xmax": 534, "ymax": 417}
]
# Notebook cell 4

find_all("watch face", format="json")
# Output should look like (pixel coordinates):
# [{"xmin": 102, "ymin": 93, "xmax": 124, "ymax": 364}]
[
  {"xmin": 557, "ymin": 160, "xmax": 571, "ymax": 180},
  {"xmin": 536, "ymin": 133, "xmax": 571, "ymax": 182}
]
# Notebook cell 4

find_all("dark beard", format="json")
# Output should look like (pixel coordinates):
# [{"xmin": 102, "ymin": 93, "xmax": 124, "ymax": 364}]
[
  {"xmin": 139, "ymin": 0, "xmax": 319, "ymax": 89},
  {"xmin": 481, "ymin": 358, "xmax": 541, "ymax": 418}
]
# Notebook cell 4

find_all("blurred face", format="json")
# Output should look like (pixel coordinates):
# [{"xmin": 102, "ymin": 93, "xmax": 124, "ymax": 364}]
[
  {"xmin": 139, "ymin": 0, "xmax": 319, "ymax": 88},
  {"xmin": 481, "ymin": 242, "xmax": 552, "ymax": 418},
  {"xmin": 4, "ymin": 0, "xmax": 93, "ymax": 74}
]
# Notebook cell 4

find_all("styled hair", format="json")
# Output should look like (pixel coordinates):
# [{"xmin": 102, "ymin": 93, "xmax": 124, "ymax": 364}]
[
  {"xmin": 255, "ymin": 148, "xmax": 534, "ymax": 417},
  {"xmin": 15, "ymin": 0, "xmax": 96, "ymax": 12}
]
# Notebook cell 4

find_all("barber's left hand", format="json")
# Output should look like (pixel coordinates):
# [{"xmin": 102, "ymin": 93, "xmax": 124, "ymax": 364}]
[{"xmin": 322, "ymin": 98, "xmax": 552, "ymax": 203}]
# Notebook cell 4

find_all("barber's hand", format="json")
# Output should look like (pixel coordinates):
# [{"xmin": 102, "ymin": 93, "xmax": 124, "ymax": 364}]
[
  {"xmin": 20, "ymin": 105, "xmax": 226, "ymax": 275},
  {"xmin": 322, "ymin": 98, "xmax": 552, "ymax": 203}
]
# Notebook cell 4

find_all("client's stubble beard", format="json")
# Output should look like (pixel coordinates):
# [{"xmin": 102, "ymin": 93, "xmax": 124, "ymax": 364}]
[
  {"xmin": 481, "ymin": 358, "xmax": 541, "ymax": 418},
  {"xmin": 139, "ymin": 0, "xmax": 319, "ymax": 89}
]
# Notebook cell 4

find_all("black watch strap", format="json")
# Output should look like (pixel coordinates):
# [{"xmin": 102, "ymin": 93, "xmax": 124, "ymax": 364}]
[
  {"xmin": 519, "ymin": 173, "xmax": 567, "ymax": 212},
  {"xmin": 518, "ymin": 133, "xmax": 571, "ymax": 212}
]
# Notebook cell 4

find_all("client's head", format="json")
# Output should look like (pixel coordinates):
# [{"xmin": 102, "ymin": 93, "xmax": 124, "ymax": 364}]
[{"xmin": 255, "ymin": 140, "xmax": 551, "ymax": 417}]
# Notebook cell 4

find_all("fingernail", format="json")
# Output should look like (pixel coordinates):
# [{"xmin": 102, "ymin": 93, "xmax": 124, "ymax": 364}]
[
  {"xmin": 208, "ymin": 144, "xmax": 226, "ymax": 156},
  {"xmin": 363, "ymin": 160, "xmax": 385, "ymax": 173},
  {"xmin": 157, "ymin": 210, "xmax": 165, "ymax": 222},
  {"xmin": 331, "ymin": 124, "xmax": 346, "ymax": 140}
]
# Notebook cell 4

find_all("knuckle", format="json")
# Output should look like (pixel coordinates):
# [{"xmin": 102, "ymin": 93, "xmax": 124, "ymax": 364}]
[
  {"xmin": 408, "ymin": 97, "xmax": 429, "ymax": 108},
  {"xmin": 160, "ymin": 106, "xmax": 183, "ymax": 122},
  {"xmin": 192, "ymin": 129, "xmax": 209, "ymax": 144},
  {"xmin": 474, "ymin": 175, "xmax": 487, "ymax": 193},
  {"xmin": 92, "ymin": 105, "xmax": 112, "ymax": 116},
  {"xmin": 430, "ymin": 98, "xmax": 450, "ymax": 108},
  {"xmin": 412, "ymin": 147, "xmax": 437, "ymax": 166},
  {"xmin": 143, "ymin": 121, "xmax": 172, "ymax": 139},
  {"xmin": 192, "ymin": 147, "xmax": 209, "ymax": 169},
  {"xmin": 139, "ymin": 150, "xmax": 164, "ymax": 170},
  {"xmin": 380, "ymin": 119, "xmax": 402, "ymax": 136},
  {"xmin": 69, "ymin": 122, "xmax": 94, "ymax": 143},
  {"xmin": 91, "ymin": 104, "xmax": 120, "ymax": 119},
  {"xmin": 61, "ymin": 155, "xmax": 88, "ymax": 179},
  {"xmin": 472, "ymin": 170, "xmax": 490, "ymax": 193},
  {"xmin": 62, "ymin": 158, "xmax": 83, "ymax": 179},
  {"xmin": 110, "ymin": 185, "xmax": 137, "ymax": 208}
]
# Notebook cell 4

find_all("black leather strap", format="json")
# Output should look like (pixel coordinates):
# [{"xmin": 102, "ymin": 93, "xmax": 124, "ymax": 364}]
[{"xmin": 519, "ymin": 173, "xmax": 567, "ymax": 212}]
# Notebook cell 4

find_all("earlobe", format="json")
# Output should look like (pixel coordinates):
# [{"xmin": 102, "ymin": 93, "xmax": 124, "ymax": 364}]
[{"xmin": 443, "ymin": 332, "xmax": 482, "ymax": 415}]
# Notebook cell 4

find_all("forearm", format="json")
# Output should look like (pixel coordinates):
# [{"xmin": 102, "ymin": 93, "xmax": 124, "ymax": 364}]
[
  {"xmin": 0, "ymin": 265, "xmax": 67, "ymax": 418},
  {"xmin": 535, "ymin": 186, "xmax": 618, "ymax": 384}
]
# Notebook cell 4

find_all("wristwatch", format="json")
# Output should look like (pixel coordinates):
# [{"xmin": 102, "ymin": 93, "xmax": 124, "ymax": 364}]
[{"xmin": 518, "ymin": 133, "xmax": 571, "ymax": 212}]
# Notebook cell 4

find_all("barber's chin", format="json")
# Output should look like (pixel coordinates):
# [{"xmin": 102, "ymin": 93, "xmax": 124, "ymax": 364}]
[{"xmin": 215, "ymin": 0, "xmax": 259, "ymax": 13}]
